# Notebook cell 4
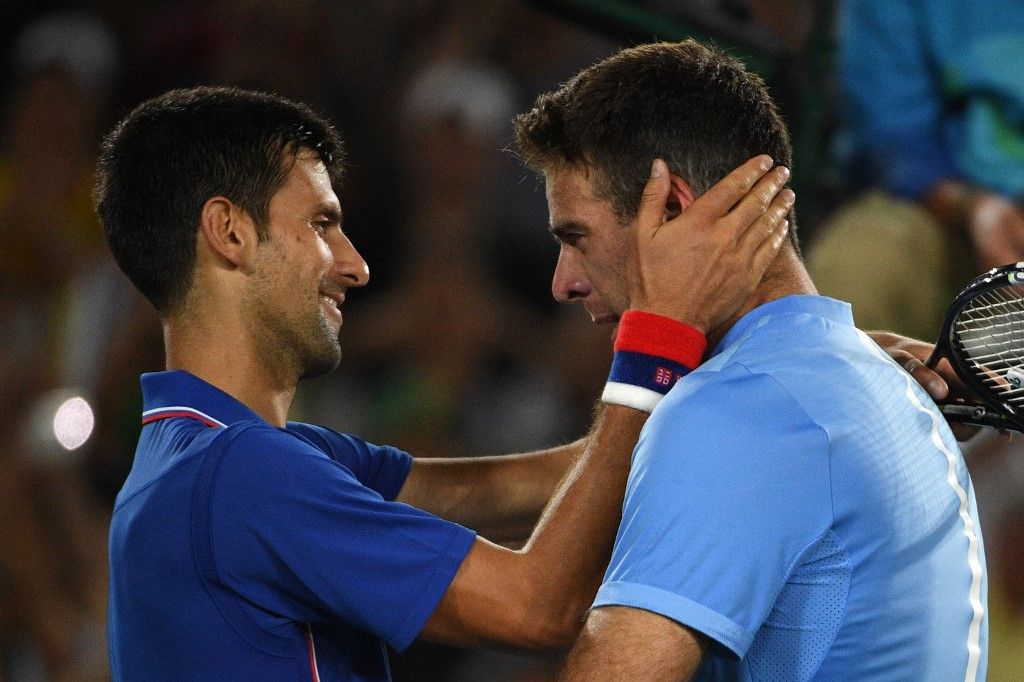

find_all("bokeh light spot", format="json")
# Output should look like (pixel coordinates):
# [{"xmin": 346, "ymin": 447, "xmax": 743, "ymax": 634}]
[{"xmin": 52, "ymin": 396, "xmax": 95, "ymax": 450}]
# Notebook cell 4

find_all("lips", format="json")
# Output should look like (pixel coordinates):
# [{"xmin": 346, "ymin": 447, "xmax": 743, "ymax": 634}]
[
  {"xmin": 592, "ymin": 313, "xmax": 619, "ymax": 325},
  {"xmin": 319, "ymin": 290, "xmax": 344, "ymax": 323},
  {"xmin": 319, "ymin": 290, "xmax": 345, "ymax": 308}
]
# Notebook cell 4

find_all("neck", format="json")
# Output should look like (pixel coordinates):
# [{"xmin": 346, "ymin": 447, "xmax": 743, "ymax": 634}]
[
  {"xmin": 163, "ymin": 309, "xmax": 297, "ymax": 428},
  {"xmin": 705, "ymin": 247, "xmax": 816, "ymax": 352}
]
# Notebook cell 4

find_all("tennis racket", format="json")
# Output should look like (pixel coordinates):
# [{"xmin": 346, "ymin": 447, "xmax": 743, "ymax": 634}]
[{"xmin": 926, "ymin": 263, "xmax": 1024, "ymax": 432}]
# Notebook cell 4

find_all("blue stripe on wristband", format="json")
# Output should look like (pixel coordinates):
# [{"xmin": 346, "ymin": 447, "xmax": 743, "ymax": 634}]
[
  {"xmin": 608, "ymin": 351, "xmax": 692, "ymax": 395},
  {"xmin": 602, "ymin": 351, "xmax": 694, "ymax": 413}
]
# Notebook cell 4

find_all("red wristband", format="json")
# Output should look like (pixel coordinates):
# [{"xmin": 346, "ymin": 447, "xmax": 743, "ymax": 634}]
[{"xmin": 613, "ymin": 310, "xmax": 707, "ymax": 369}]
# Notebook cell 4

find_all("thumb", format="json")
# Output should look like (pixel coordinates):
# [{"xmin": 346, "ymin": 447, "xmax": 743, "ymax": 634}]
[{"xmin": 635, "ymin": 159, "xmax": 671, "ymax": 240}]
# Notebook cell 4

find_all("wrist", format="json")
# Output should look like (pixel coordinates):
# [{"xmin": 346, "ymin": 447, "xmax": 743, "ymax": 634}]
[
  {"xmin": 926, "ymin": 180, "xmax": 980, "ymax": 231},
  {"xmin": 968, "ymin": 193, "xmax": 1013, "ymax": 247},
  {"xmin": 601, "ymin": 310, "xmax": 706, "ymax": 412}
]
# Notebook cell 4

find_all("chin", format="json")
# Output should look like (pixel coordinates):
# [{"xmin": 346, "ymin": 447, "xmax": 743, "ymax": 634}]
[
  {"xmin": 298, "ymin": 322, "xmax": 343, "ymax": 380},
  {"xmin": 299, "ymin": 347, "xmax": 342, "ymax": 380}
]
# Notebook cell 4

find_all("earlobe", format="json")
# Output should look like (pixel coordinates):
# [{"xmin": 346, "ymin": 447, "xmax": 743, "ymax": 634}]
[
  {"xmin": 665, "ymin": 174, "xmax": 697, "ymax": 221},
  {"xmin": 198, "ymin": 196, "xmax": 255, "ymax": 268}
]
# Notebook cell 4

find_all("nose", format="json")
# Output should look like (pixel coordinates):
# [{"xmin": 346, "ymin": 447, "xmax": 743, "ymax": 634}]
[
  {"xmin": 330, "ymin": 231, "xmax": 370, "ymax": 288},
  {"xmin": 551, "ymin": 246, "xmax": 590, "ymax": 304}
]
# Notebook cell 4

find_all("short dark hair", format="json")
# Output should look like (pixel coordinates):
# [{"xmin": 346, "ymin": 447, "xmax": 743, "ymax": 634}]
[
  {"xmin": 94, "ymin": 86, "xmax": 345, "ymax": 314},
  {"xmin": 515, "ymin": 40, "xmax": 798, "ymax": 250}
]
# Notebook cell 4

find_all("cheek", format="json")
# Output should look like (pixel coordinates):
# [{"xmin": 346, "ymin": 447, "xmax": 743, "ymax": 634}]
[
  {"xmin": 289, "ymin": 234, "xmax": 332, "ymax": 282},
  {"xmin": 592, "ymin": 241, "xmax": 631, "ymax": 302}
]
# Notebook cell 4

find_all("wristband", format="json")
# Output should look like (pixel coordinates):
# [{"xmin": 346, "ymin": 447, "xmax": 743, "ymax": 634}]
[{"xmin": 601, "ymin": 310, "xmax": 706, "ymax": 412}]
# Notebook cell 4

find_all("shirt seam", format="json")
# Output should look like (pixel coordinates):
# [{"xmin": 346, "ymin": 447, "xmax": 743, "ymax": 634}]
[
  {"xmin": 387, "ymin": 524, "xmax": 475, "ymax": 648},
  {"xmin": 731, "ymin": 360, "xmax": 853, "ymax": 679},
  {"xmin": 192, "ymin": 422, "xmax": 297, "ymax": 658},
  {"xmin": 113, "ymin": 422, "xmax": 227, "ymax": 510},
  {"xmin": 731, "ymin": 359, "xmax": 836, "ymax": 528}
]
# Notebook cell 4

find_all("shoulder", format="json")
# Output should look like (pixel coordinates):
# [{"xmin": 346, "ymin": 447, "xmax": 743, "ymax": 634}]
[
  {"xmin": 708, "ymin": 308, "xmax": 897, "ymax": 416},
  {"xmin": 649, "ymin": 361, "xmax": 826, "ymax": 455},
  {"xmin": 285, "ymin": 421, "xmax": 413, "ymax": 499},
  {"xmin": 632, "ymin": 363, "xmax": 831, "ymax": 516},
  {"xmin": 286, "ymin": 421, "xmax": 409, "ymax": 461},
  {"xmin": 286, "ymin": 421, "xmax": 363, "ymax": 451},
  {"xmin": 208, "ymin": 421, "xmax": 355, "ymax": 495}
]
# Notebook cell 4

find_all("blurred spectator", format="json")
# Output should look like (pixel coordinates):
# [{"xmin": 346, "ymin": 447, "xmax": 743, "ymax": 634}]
[
  {"xmin": 808, "ymin": 0, "xmax": 1024, "ymax": 340},
  {"xmin": 0, "ymin": 11, "xmax": 123, "ymax": 680}
]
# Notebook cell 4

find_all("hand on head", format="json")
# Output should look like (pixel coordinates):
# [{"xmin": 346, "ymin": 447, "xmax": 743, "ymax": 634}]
[{"xmin": 626, "ymin": 155, "xmax": 794, "ymax": 333}]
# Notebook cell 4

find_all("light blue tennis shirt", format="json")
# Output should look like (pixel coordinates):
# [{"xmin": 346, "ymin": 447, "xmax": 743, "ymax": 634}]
[{"xmin": 595, "ymin": 295, "xmax": 988, "ymax": 680}]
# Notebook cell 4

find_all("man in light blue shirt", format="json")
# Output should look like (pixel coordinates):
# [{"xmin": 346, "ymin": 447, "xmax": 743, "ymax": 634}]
[
  {"xmin": 515, "ymin": 39, "xmax": 987, "ymax": 679},
  {"xmin": 597, "ymin": 295, "xmax": 986, "ymax": 679}
]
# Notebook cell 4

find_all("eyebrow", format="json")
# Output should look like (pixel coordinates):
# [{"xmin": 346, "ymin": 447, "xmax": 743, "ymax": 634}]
[
  {"xmin": 314, "ymin": 203, "xmax": 343, "ymax": 223},
  {"xmin": 549, "ymin": 220, "xmax": 589, "ymax": 240}
]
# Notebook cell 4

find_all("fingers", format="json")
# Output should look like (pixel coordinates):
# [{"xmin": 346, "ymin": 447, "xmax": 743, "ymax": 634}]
[
  {"xmin": 749, "ymin": 214, "xmax": 789, "ymax": 276},
  {"xmin": 891, "ymin": 350, "xmax": 949, "ymax": 401},
  {"xmin": 689, "ymin": 155, "xmax": 774, "ymax": 220},
  {"xmin": 737, "ymin": 186, "xmax": 795, "ymax": 251},
  {"xmin": 728, "ymin": 165, "xmax": 791, "ymax": 233},
  {"xmin": 634, "ymin": 159, "xmax": 672, "ymax": 240}
]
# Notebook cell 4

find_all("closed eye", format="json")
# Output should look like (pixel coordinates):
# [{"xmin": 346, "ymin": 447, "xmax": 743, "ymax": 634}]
[
  {"xmin": 554, "ymin": 232, "xmax": 582, "ymax": 247},
  {"xmin": 312, "ymin": 203, "xmax": 343, "ymax": 235},
  {"xmin": 550, "ymin": 220, "xmax": 587, "ymax": 248}
]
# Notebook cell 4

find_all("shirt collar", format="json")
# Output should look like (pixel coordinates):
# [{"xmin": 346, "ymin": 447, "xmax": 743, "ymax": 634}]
[
  {"xmin": 140, "ymin": 370, "xmax": 265, "ymax": 428},
  {"xmin": 711, "ymin": 295, "xmax": 854, "ymax": 358}
]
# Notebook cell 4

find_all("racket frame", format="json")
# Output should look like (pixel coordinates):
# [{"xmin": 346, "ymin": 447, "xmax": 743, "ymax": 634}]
[{"xmin": 926, "ymin": 263, "xmax": 1024, "ymax": 432}]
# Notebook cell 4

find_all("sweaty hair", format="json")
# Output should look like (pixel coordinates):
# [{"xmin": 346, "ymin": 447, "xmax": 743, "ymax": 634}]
[
  {"xmin": 94, "ymin": 86, "xmax": 345, "ymax": 314},
  {"xmin": 515, "ymin": 40, "xmax": 798, "ymax": 251}
]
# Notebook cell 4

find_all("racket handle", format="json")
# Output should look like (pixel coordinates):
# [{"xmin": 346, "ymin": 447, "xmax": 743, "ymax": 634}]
[{"xmin": 924, "ymin": 346, "xmax": 941, "ymax": 369}]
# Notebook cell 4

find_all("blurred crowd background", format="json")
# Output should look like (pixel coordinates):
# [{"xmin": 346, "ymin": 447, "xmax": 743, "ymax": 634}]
[{"xmin": 0, "ymin": 1, "xmax": 1022, "ymax": 680}]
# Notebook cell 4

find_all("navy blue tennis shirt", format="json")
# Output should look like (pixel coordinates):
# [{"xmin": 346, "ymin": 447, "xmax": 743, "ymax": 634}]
[{"xmin": 108, "ymin": 370, "xmax": 477, "ymax": 681}]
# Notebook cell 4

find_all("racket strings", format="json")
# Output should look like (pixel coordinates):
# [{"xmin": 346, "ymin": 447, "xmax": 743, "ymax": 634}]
[{"xmin": 954, "ymin": 285, "xmax": 1024, "ymax": 406}]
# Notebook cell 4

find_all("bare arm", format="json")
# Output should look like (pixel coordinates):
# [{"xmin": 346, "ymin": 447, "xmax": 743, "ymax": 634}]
[
  {"xmin": 397, "ymin": 438, "xmax": 585, "ymax": 544},
  {"xmin": 417, "ymin": 155, "xmax": 794, "ymax": 650},
  {"xmin": 560, "ymin": 606, "xmax": 706, "ymax": 681},
  {"xmin": 421, "ymin": 403, "xmax": 645, "ymax": 649}
]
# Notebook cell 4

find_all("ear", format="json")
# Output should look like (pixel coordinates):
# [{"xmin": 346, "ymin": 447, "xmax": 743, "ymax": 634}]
[
  {"xmin": 197, "ymin": 196, "xmax": 258, "ymax": 268},
  {"xmin": 665, "ymin": 173, "xmax": 696, "ymax": 221}
]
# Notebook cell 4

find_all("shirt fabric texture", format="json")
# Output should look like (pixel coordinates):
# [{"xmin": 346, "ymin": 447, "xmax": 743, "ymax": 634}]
[
  {"xmin": 594, "ymin": 295, "xmax": 988, "ymax": 680},
  {"xmin": 108, "ymin": 370, "xmax": 477, "ymax": 681}
]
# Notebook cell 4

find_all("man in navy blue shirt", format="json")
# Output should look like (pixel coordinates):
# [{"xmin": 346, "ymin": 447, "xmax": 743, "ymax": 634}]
[{"xmin": 96, "ymin": 86, "xmax": 795, "ymax": 680}]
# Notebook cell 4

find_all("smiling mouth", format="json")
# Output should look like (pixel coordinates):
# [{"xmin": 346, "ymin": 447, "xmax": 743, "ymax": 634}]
[{"xmin": 319, "ymin": 292, "xmax": 344, "ymax": 323}]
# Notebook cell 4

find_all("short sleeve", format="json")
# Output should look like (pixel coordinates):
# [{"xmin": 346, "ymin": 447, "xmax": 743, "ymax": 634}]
[
  {"xmin": 594, "ymin": 366, "xmax": 832, "ymax": 658},
  {"xmin": 287, "ymin": 422, "xmax": 412, "ymax": 500},
  {"xmin": 201, "ymin": 424, "xmax": 475, "ymax": 652}
]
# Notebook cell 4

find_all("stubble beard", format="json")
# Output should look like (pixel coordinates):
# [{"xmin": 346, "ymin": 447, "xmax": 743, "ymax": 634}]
[
  {"xmin": 248, "ymin": 284, "xmax": 342, "ymax": 385},
  {"xmin": 298, "ymin": 305, "xmax": 342, "ymax": 380}
]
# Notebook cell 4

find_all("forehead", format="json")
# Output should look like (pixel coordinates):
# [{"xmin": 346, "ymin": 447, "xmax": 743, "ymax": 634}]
[
  {"xmin": 274, "ymin": 148, "xmax": 338, "ymax": 207},
  {"xmin": 544, "ymin": 165, "xmax": 617, "ymax": 226}
]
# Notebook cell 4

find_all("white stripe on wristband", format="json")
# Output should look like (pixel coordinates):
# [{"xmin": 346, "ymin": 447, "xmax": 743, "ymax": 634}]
[{"xmin": 601, "ymin": 381, "xmax": 665, "ymax": 413}]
